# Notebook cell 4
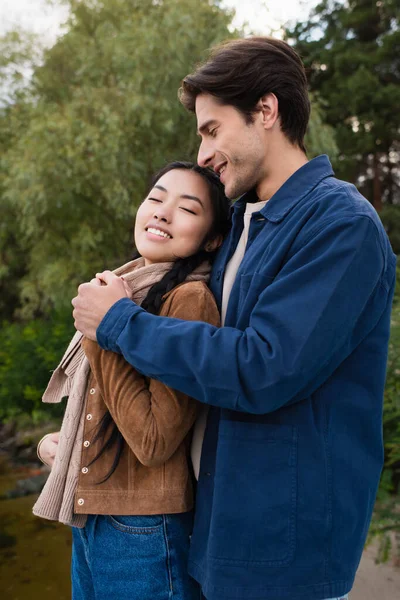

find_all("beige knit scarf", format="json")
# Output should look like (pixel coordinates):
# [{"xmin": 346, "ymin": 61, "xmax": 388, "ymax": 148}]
[{"xmin": 33, "ymin": 257, "xmax": 210, "ymax": 527}]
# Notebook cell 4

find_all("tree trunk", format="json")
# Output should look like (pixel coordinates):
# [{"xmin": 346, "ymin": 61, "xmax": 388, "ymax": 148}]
[{"xmin": 373, "ymin": 153, "xmax": 382, "ymax": 212}]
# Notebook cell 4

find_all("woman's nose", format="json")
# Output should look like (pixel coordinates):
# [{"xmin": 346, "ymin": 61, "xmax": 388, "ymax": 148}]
[{"xmin": 153, "ymin": 205, "xmax": 171, "ymax": 223}]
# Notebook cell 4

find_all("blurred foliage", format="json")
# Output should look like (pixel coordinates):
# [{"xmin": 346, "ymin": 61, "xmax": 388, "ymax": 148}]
[
  {"xmin": 380, "ymin": 205, "xmax": 400, "ymax": 255},
  {"xmin": 0, "ymin": 0, "xmax": 337, "ymax": 319},
  {"xmin": 305, "ymin": 93, "xmax": 338, "ymax": 160},
  {"xmin": 0, "ymin": 0, "xmax": 235, "ymax": 318},
  {"xmin": 286, "ymin": 0, "xmax": 400, "ymax": 210},
  {"xmin": 0, "ymin": 309, "xmax": 74, "ymax": 422}
]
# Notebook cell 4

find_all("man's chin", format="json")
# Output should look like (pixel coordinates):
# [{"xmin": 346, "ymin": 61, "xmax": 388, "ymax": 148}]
[
  {"xmin": 223, "ymin": 182, "xmax": 237, "ymax": 200},
  {"xmin": 225, "ymin": 183, "xmax": 246, "ymax": 201}
]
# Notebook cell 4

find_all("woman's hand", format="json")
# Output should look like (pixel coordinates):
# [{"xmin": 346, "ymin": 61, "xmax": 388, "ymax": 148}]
[
  {"xmin": 37, "ymin": 432, "xmax": 60, "ymax": 467},
  {"xmin": 89, "ymin": 274, "xmax": 130, "ymax": 295}
]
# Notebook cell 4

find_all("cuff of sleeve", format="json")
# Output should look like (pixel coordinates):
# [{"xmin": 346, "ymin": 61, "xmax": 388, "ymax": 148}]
[
  {"xmin": 37, "ymin": 433, "xmax": 52, "ymax": 466},
  {"xmin": 96, "ymin": 297, "xmax": 143, "ymax": 351}
]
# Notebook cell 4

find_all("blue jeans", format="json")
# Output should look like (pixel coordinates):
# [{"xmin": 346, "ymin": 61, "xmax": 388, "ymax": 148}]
[{"xmin": 72, "ymin": 512, "xmax": 200, "ymax": 600}]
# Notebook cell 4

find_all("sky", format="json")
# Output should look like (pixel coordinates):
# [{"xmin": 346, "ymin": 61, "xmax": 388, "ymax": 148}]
[
  {"xmin": 223, "ymin": 0, "xmax": 320, "ymax": 35},
  {"xmin": 0, "ymin": 0, "xmax": 321, "ymax": 41}
]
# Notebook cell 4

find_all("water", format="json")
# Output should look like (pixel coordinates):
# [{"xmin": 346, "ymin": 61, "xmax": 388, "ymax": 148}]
[{"xmin": 0, "ymin": 472, "xmax": 71, "ymax": 599}]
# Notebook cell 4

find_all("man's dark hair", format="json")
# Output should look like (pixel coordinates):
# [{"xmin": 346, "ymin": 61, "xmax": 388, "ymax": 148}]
[{"xmin": 179, "ymin": 37, "xmax": 310, "ymax": 153}]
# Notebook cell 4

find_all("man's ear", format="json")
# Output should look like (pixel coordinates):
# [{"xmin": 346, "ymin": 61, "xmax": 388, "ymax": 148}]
[
  {"xmin": 205, "ymin": 235, "xmax": 223, "ymax": 252},
  {"xmin": 257, "ymin": 93, "xmax": 279, "ymax": 130}
]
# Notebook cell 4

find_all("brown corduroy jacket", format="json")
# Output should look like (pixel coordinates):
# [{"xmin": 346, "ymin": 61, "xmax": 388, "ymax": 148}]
[{"xmin": 73, "ymin": 280, "xmax": 220, "ymax": 516}]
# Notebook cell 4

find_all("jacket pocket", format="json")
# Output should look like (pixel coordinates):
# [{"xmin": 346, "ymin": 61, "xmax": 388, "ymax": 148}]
[
  {"xmin": 235, "ymin": 273, "xmax": 275, "ymax": 327},
  {"xmin": 209, "ymin": 420, "xmax": 297, "ymax": 565},
  {"xmin": 239, "ymin": 272, "xmax": 274, "ymax": 300}
]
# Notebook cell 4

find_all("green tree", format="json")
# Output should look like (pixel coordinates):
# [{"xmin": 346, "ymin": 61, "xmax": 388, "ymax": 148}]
[
  {"xmin": 0, "ymin": 0, "xmax": 338, "ymax": 317},
  {"xmin": 305, "ymin": 93, "xmax": 338, "ymax": 159},
  {"xmin": 0, "ymin": 30, "xmax": 41, "ymax": 320},
  {"xmin": 286, "ymin": 0, "xmax": 400, "ymax": 211},
  {"xmin": 2, "ymin": 0, "xmax": 234, "ymax": 317},
  {"xmin": 0, "ymin": 309, "xmax": 74, "ymax": 422}
]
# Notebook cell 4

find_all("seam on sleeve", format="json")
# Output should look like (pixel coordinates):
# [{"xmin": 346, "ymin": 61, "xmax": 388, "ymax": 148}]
[{"xmin": 301, "ymin": 214, "xmax": 385, "ymax": 272}]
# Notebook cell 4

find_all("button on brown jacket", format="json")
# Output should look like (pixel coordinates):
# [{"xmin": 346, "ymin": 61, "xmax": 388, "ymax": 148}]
[{"xmin": 74, "ymin": 281, "xmax": 220, "ymax": 516}]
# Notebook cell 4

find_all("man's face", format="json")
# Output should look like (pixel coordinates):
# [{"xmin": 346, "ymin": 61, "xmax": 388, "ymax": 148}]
[{"xmin": 196, "ymin": 94, "xmax": 267, "ymax": 199}]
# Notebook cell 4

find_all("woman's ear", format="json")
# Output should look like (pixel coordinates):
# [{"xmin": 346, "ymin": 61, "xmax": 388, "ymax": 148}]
[{"xmin": 205, "ymin": 235, "xmax": 223, "ymax": 252}]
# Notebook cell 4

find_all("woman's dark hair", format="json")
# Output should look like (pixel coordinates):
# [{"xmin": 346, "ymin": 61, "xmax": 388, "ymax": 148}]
[
  {"xmin": 89, "ymin": 161, "xmax": 231, "ymax": 483},
  {"xmin": 179, "ymin": 37, "xmax": 310, "ymax": 153}
]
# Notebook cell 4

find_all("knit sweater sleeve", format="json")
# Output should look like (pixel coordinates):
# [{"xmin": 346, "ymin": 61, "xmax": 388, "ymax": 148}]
[{"xmin": 81, "ymin": 282, "xmax": 220, "ymax": 467}]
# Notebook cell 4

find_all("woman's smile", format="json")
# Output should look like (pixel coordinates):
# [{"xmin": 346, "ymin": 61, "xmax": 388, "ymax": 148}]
[
  {"xmin": 145, "ymin": 226, "xmax": 173, "ymax": 240},
  {"xmin": 134, "ymin": 169, "xmax": 215, "ymax": 265}
]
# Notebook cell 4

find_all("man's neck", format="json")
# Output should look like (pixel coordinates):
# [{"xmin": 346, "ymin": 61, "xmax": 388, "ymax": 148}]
[{"xmin": 256, "ymin": 144, "xmax": 308, "ymax": 202}]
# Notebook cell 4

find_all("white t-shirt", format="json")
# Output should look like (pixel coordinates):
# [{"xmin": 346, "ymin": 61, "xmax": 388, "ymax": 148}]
[{"xmin": 191, "ymin": 199, "xmax": 267, "ymax": 479}]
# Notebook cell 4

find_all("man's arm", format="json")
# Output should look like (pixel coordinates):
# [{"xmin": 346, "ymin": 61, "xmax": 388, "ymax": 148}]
[{"xmin": 75, "ymin": 216, "xmax": 390, "ymax": 414}]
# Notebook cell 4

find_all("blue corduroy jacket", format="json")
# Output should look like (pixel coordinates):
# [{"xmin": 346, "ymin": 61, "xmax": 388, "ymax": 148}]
[{"xmin": 97, "ymin": 156, "xmax": 396, "ymax": 599}]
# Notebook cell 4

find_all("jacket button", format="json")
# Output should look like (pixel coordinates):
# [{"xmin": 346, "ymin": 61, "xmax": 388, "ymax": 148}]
[
  {"xmin": 89, "ymin": 388, "xmax": 96, "ymax": 395},
  {"xmin": 83, "ymin": 441, "xmax": 90, "ymax": 448},
  {"xmin": 81, "ymin": 467, "xmax": 89, "ymax": 474},
  {"xmin": 77, "ymin": 498, "xmax": 84, "ymax": 506},
  {"xmin": 86, "ymin": 414, "xmax": 93, "ymax": 421}
]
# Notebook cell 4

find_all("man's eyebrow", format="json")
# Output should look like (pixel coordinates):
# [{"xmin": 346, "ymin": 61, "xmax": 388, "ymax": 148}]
[{"xmin": 197, "ymin": 119, "xmax": 218, "ymax": 136}]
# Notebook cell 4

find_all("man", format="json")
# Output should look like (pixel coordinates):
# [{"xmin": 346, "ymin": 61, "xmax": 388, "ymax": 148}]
[{"xmin": 72, "ymin": 37, "xmax": 396, "ymax": 600}]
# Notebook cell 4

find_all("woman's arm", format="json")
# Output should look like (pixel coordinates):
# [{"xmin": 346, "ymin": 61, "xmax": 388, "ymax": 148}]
[{"xmin": 82, "ymin": 282, "xmax": 220, "ymax": 467}]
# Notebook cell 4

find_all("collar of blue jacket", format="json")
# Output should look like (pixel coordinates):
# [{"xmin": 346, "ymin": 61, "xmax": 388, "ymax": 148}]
[{"xmin": 233, "ymin": 154, "xmax": 335, "ymax": 223}]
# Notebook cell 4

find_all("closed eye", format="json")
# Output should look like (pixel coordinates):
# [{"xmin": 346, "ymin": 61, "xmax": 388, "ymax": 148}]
[
  {"xmin": 181, "ymin": 207, "xmax": 197, "ymax": 215},
  {"xmin": 148, "ymin": 197, "xmax": 162, "ymax": 202}
]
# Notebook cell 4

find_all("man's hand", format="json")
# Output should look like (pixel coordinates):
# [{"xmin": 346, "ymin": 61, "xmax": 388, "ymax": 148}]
[{"xmin": 72, "ymin": 270, "xmax": 129, "ymax": 340}]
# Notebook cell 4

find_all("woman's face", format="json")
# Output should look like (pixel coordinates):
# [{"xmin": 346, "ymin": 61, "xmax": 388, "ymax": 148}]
[{"xmin": 134, "ymin": 169, "xmax": 216, "ymax": 265}]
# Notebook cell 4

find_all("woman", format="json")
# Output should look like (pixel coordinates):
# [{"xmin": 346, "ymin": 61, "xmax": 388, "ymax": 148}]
[{"xmin": 33, "ymin": 161, "xmax": 230, "ymax": 600}]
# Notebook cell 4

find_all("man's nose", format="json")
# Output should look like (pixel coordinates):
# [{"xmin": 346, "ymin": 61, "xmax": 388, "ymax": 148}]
[{"xmin": 197, "ymin": 139, "xmax": 215, "ymax": 168}]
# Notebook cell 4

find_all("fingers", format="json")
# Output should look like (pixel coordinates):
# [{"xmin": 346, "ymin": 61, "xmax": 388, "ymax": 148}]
[
  {"xmin": 39, "ymin": 434, "xmax": 59, "ymax": 467},
  {"xmin": 122, "ymin": 279, "xmax": 131, "ymax": 296},
  {"xmin": 72, "ymin": 282, "xmax": 91, "ymax": 308},
  {"xmin": 96, "ymin": 270, "xmax": 118, "ymax": 285},
  {"xmin": 49, "ymin": 432, "xmax": 60, "ymax": 444},
  {"xmin": 90, "ymin": 278, "xmax": 101, "ymax": 286}
]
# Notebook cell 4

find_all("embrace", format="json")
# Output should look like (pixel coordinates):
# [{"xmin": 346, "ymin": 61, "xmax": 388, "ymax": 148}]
[{"xmin": 34, "ymin": 37, "xmax": 395, "ymax": 600}]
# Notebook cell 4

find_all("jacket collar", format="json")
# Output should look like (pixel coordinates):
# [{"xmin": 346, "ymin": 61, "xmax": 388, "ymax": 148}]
[{"xmin": 233, "ymin": 155, "xmax": 335, "ymax": 223}]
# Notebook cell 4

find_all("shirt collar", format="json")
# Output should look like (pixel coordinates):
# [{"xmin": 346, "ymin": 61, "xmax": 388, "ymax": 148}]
[{"xmin": 233, "ymin": 155, "xmax": 335, "ymax": 223}]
